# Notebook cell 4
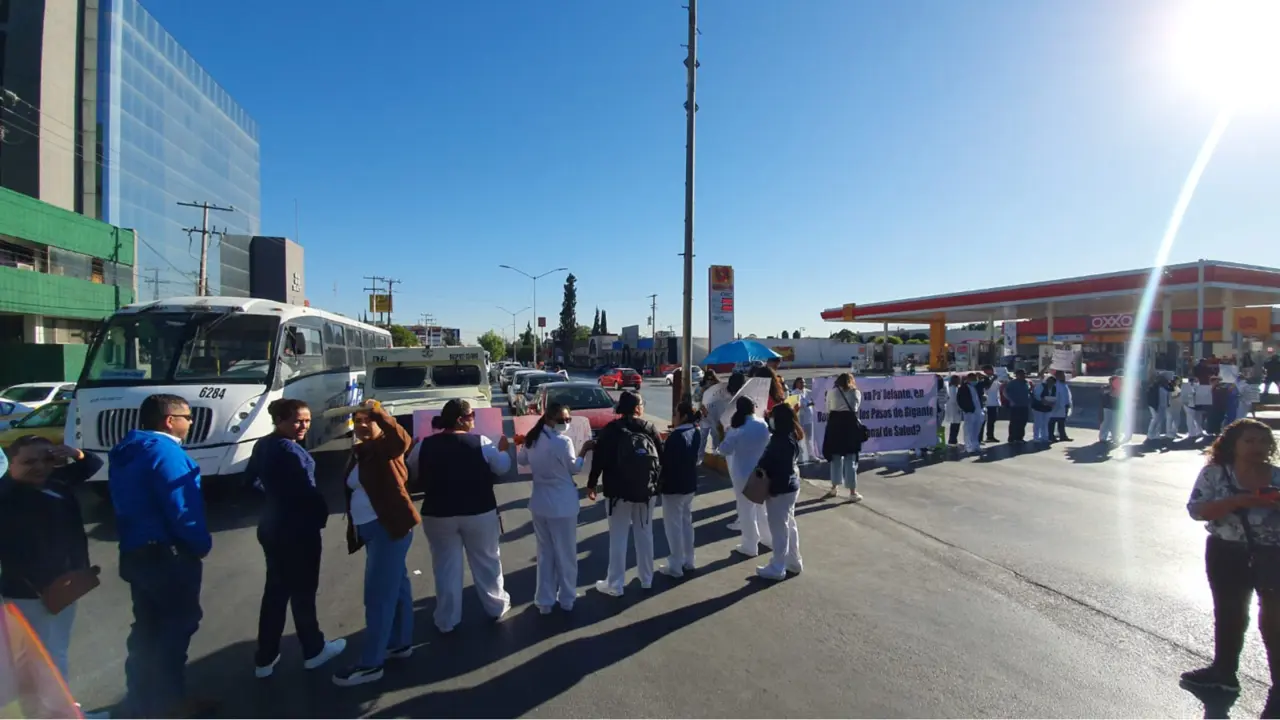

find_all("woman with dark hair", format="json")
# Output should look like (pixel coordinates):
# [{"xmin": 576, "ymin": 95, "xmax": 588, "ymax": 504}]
[
  {"xmin": 696, "ymin": 369, "xmax": 722, "ymax": 457},
  {"xmin": 792, "ymin": 377, "xmax": 817, "ymax": 463},
  {"xmin": 517, "ymin": 402, "xmax": 594, "ymax": 613},
  {"xmin": 726, "ymin": 370, "xmax": 747, "ymax": 397},
  {"xmin": 755, "ymin": 402, "xmax": 804, "ymax": 580},
  {"xmin": 249, "ymin": 398, "xmax": 344, "ymax": 679},
  {"xmin": 716, "ymin": 396, "xmax": 773, "ymax": 556},
  {"xmin": 415, "ymin": 399, "xmax": 512, "ymax": 632},
  {"xmin": 659, "ymin": 400, "xmax": 703, "ymax": 577},
  {"xmin": 0, "ymin": 435, "xmax": 102, "ymax": 698},
  {"xmin": 944, "ymin": 374, "xmax": 963, "ymax": 446},
  {"xmin": 823, "ymin": 373, "xmax": 863, "ymax": 502},
  {"xmin": 1182, "ymin": 419, "xmax": 1280, "ymax": 714},
  {"xmin": 587, "ymin": 391, "xmax": 665, "ymax": 595},
  {"xmin": 333, "ymin": 399, "xmax": 418, "ymax": 687}
]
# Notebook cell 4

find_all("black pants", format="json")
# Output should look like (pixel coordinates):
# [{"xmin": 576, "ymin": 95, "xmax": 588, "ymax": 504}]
[
  {"xmin": 985, "ymin": 407, "xmax": 1000, "ymax": 440},
  {"xmin": 255, "ymin": 527, "xmax": 326, "ymax": 666},
  {"xmin": 120, "ymin": 546, "xmax": 203, "ymax": 718},
  {"xmin": 1206, "ymin": 535, "xmax": 1280, "ymax": 683},
  {"xmin": 1049, "ymin": 417, "xmax": 1068, "ymax": 440},
  {"xmin": 1208, "ymin": 408, "xmax": 1227, "ymax": 435},
  {"xmin": 1008, "ymin": 407, "xmax": 1029, "ymax": 442},
  {"xmin": 948, "ymin": 423, "xmax": 960, "ymax": 444}
]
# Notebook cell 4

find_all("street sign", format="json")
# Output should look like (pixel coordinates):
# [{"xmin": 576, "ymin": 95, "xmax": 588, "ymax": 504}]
[{"xmin": 538, "ymin": 316, "xmax": 546, "ymax": 328}]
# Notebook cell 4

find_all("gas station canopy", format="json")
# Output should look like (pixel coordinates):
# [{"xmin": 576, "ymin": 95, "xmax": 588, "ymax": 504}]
[{"xmin": 820, "ymin": 260, "xmax": 1280, "ymax": 328}]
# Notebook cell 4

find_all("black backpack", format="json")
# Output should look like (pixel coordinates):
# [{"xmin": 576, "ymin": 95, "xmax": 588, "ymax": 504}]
[{"xmin": 610, "ymin": 424, "xmax": 661, "ymax": 503}]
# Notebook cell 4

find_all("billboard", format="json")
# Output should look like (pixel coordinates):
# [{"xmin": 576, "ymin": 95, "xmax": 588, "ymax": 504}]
[
  {"xmin": 708, "ymin": 265, "xmax": 734, "ymax": 353},
  {"xmin": 369, "ymin": 294, "xmax": 392, "ymax": 313}
]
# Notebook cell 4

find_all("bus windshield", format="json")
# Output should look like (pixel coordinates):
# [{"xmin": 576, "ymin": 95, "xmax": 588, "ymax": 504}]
[{"xmin": 80, "ymin": 312, "xmax": 281, "ymax": 388}]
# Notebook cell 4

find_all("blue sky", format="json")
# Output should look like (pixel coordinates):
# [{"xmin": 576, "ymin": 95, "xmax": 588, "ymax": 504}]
[{"xmin": 143, "ymin": 0, "xmax": 1280, "ymax": 341}]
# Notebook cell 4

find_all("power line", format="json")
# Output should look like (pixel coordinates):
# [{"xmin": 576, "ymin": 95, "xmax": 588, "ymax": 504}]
[
  {"xmin": 177, "ymin": 201, "xmax": 234, "ymax": 296},
  {"xmin": 679, "ymin": 0, "xmax": 700, "ymax": 401},
  {"xmin": 385, "ymin": 278, "xmax": 402, "ymax": 327},
  {"xmin": 363, "ymin": 275, "xmax": 386, "ymax": 325}
]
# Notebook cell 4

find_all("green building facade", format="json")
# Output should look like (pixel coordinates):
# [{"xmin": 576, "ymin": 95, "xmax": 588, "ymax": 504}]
[{"xmin": 0, "ymin": 188, "xmax": 136, "ymax": 385}]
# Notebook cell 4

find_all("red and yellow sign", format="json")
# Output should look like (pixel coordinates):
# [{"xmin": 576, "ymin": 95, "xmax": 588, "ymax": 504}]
[
  {"xmin": 709, "ymin": 265, "xmax": 734, "ymax": 291},
  {"xmin": 773, "ymin": 346, "xmax": 796, "ymax": 362},
  {"xmin": 1236, "ymin": 307, "xmax": 1271, "ymax": 335}
]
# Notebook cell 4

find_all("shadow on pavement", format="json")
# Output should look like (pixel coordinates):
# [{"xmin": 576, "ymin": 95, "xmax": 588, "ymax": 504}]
[{"xmin": 368, "ymin": 580, "xmax": 773, "ymax": 718}]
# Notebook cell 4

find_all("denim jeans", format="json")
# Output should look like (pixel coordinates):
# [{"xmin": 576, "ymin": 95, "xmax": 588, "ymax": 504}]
[
  {"xmin": 357, "ymin": 520, "xmax": 414, "ymax": 667},
  {"xmin": 120, "ymin": 546, "xmax": 203, "ymax": 718},
  {"xmin": 6, "ymin": 597, "xmax": 76, "ymax": 683},
  {"xmin": 829, "ymin": 454, "xmax": 857, "ymax": 490}
]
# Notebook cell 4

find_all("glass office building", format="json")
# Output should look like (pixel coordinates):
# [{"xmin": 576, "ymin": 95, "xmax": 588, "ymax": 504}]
[{"xmin": 97, "ymin": 0, "xmax": 260, "ymax": 298}]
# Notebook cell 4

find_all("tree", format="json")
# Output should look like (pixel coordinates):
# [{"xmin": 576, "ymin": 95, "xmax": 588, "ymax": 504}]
[
  {"xmin": 558, "ymin": 273, "xmax": 578, "ymax": 360},
  {"xmin": 520, "ymin": 321, "xmax": 535, "ymax": 347},
  {"xmin": 599, "ymin": 309, "xmax": 609, "ymax": 335},
  {"xmin": 388, "ymin": 324, "xmax": 420, "ymax": 347},
  {"xmin": 780, "ymin": 330, "xmax": 790, "ymax": 339},
  {"xmin": 477, "ymin": 330, "xmax": 506, "ymax": 360},
  {"xmin": 872, "ymin": 336, "xmax": 903, "ymax": 345},
  {"xmin": 575, "ymin": 324, "xmax": 591, "ymax": 343},
  {"xmin": 793, "ymin": 330, "xmax": 801, "ymax": 338},
  {"xmin": 591, "ymin": 307, "xmax": 601, "ymax": 335},
  {"xmin": 830, "ymin": 329, "xmax": 857, "ymax": 343}
]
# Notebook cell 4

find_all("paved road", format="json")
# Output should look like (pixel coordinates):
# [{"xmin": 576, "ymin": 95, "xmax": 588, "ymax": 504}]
[{"xmin": 59, "ymin": 394, "xmax": 1261, "ymax": 717}]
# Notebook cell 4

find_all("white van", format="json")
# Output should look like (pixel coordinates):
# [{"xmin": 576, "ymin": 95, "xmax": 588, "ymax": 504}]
[{"xmin": 365, "ymin": 345, "xmax": 492, "ymax": 436}]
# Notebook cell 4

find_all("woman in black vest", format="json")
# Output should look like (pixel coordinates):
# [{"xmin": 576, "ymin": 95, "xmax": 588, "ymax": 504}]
[{"xmin": 415, "ymin": 399, "xmax": 512, "ymax": 634}]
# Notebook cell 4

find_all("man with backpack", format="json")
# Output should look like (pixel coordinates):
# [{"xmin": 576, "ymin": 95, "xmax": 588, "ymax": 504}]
[{"xmin": 587, "ymin": 391, "xmax": 665, "ymax": 596}]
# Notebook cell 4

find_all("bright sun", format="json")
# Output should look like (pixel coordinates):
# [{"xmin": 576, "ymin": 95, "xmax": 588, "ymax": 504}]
[{"xmin": 1171, "ymin": 0, "xmax": 1280, "ymax": 109}]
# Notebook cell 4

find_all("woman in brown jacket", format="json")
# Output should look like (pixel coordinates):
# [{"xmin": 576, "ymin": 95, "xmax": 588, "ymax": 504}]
[{"xmin": 332, "ymin": 400, "xmax": 420, "ymax": 688}]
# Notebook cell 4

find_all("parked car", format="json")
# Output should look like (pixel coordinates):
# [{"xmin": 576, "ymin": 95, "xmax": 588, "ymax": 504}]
[
  {"xmin": 0, "ymin": 382, "xmax": 74, "ymax": 410},
  {"xmin": 508, "ymin": 369, "xmax": 540, "ymax": 407},
  {"xmin": 599, "ymin": 367, "xmax": 642, "ymax": 390},
  {"xmin": 663, "ymin": 365, "xmax": 704, "ymax": 386},
  {"xmin": 0, "ymin": 399, "xmax": 70, "ymax": 449},
  {"xmin": 534, "ymin": 382, "xmax": 619, "ymax": 434},
  {"xmin": 500, "ymin": 364, "xmax": 526, "ymax": 393},
  {"xmin": 0, "ymin": 400, "xmax": 37, "ymax": 431}
]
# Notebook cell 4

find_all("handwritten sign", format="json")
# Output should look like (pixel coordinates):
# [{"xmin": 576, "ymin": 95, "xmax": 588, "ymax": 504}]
[
  {"xmin": 811, "ymin": 374, "xmax": 937, "ymax": 455},
  {"xmin": 511, "ymin": 415, "xmax": 594, "ymax": 475},
  {"xmin": 718, "ymin": 377, "xmax": 771, "ymax": 429}
]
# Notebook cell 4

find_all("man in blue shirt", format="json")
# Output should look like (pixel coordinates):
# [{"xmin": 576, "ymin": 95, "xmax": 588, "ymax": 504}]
[{"xmin": 109, "ymin": 393, "xmax": 213, "ymax": 718}]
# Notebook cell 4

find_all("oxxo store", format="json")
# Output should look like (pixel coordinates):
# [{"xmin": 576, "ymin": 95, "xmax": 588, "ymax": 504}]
[{"xmin": 820, "ymin": 260, "xmax": 1280, "ymax": 376}]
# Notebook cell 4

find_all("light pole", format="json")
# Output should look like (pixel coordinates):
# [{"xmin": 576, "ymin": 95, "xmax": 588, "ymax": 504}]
[
  {"xmin": 499, "ymin": 265, "xmax": 568, "ymax": 364},
  {"xmin": 497, "ymin": 305, "xmax": 530, "ymax": 362}
]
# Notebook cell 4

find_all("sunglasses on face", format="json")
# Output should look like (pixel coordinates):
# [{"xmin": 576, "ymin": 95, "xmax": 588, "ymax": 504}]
[{"xmin": 168, "ymin": 413, "xmax": 192, "ymax": 420}]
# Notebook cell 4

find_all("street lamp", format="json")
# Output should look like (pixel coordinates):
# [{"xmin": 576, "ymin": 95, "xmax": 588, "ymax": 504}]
[
  {"xmin": 497, "ymin": 305, "xmax": 531, "ymax": 362},
  {"xmin": 499, "ymin": 265, "xmax": 568, "ymax": 363}
]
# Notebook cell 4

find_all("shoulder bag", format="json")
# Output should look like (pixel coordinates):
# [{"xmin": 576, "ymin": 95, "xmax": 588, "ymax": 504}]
[
  {"xmin": 744, "ymin": 467, "xmax": 770, "ymax": 505},
  {"xmin": 839, "ymin": 390, "xmax": 871, "ymax": 443},
  {"xmin": 1230, "ymin": 468, "xmax": 1280, "ymax": 592},
  {"xmin": 36, "ymin": 566, "xmax": 101, "ymax": 615}
]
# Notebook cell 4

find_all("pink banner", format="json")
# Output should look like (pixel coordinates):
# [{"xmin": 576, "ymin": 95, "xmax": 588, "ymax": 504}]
[{"xmin": 412, "ymin": 407, "xmax": 505, "ymax": 444}]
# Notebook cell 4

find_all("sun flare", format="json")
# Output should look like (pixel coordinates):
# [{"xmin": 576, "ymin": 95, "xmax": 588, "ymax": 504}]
[{"xmin": 1171, "ymin": 0, "xmax": 1280, "ymax": 108}]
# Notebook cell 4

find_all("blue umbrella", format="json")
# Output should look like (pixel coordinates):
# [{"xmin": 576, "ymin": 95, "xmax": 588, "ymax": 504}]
[{"xmin": 703, "ymin": 339, "xmax": 781, "ymax": 366}]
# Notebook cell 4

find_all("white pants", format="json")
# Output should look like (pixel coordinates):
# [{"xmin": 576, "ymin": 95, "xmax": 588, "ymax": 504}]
[
  {"xmin": 1032, "ymin": 411, "xmax": 1051, "ymax": 441},
  {"xmin": 962, "ymin": 411, "xmax": 984, "ymax": 452},
  {"xmin": 661, "ymin": 493, "xmax": 696, "ymax": 572},
  {"xmin": 1185, "ymin": 406, "xmax": 1204, "ymax": 436},
  {"xmin": 1166, "ymin": 405, "xmax": 1183, "ymax": 435},
  {"xmin": 729, "ymin": 472, "xmax": 772, "ymax": 552},
  {"xmin": 1099, "ymin": 408, "xmax": 1115, "ymax": 442},
  {"xmin": 762, "ymin": 491, "xmax": 802, "ymax": 576},
  {"xmin": 422, "ymin": 510, "xmax": 510, "ymax": 632},
  {"xmin": 1147, "ymin": 406, "xmax": 1165, "ymax": 439},
  {"xmin": 602, "ymin": 498, "xmax": 656, "ymax": 593},
  {"xmin": 531, "ymin": 514, "xmax": 578, "ymax": 610},
  {"xmin": 5, "ymin": 597, "xmax": 76, "ymax": 683}
]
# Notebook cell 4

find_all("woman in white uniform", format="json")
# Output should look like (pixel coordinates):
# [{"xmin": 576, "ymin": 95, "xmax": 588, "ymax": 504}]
[
  {"xmin": 517, "ymin": 402, "xmax": 594, "ymax": 614},
  {"xmin": 1032, "ymin": 375, "xmax": 1057, "ymax": 443},
  {"xmin": 716, "ymin": 396, "xmax": 773, "ymax": 556},
  {"xmin": 791, "ymin": 377, "xmax": 817, "ymax": 463},
  {"xmin": 412, "ymin": 399, "xmax": 512, "ymax": 634},
  {"xmin": 944, "ymin": 375, "xmax": 963, "ymax": 445}
]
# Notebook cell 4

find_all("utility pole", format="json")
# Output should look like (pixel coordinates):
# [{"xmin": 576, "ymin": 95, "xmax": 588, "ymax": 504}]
[
  {"xmin": 363, "ymin": 275, "xmax": 386, "ymax": 324},
  {"xmin": 497, "ymin": 305, "xmax": 530, "ymax": 362},
  {"xmin": 177, "ymin": 201, "xmax": 234, "ymax": 296},
  {"xmin": 419, "ymin": 312, "xmax": 436, "ymax": 347},
  {"xmin": 385, "ymin": 278, "xmax": 402, "ymax": 328},
  {"xmin": 143, "ymin": 267, "xmax": 172, "ymax": 302},
  {"xmin": 648, "ymin": 293, "xmax": 658, "ymax": 370},
  {"xmin": 679, "ymin": 0, "xmax": 699, "ymax": 402}
]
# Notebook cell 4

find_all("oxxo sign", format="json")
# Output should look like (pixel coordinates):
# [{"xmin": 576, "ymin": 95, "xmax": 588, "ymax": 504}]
[{"xmin": 1090, "ymin": 313, "xmax": 1135, "ymax": 331}]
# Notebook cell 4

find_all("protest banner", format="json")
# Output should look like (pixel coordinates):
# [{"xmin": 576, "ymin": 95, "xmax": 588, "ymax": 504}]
[
  {"xmin": 718, "ymin": 377, "xmax": 771, "ymax": 429},
  {"xmin": 1050, "ymin": 348, "xmax": 1075, "ymax": 373},
  {"xmin": 1220, "ymin": 364, "xmax": 1240, "ymax": 383},
  {"xmin": 510, "ymin": 415, "xmax": 594, "ymax": 475},
  {"xmin": 413, "ymin": 407, "xmax": 504, "ymax": 443},
  {"xmin": 811, "ymin": 374, "xmax": 937, "ymax": 456}
]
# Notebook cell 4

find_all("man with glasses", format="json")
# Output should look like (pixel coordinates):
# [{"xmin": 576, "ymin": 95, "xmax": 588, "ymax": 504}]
[{"xmin": 109, "ymin": 394, "xmax": 214, "ymax": 718}]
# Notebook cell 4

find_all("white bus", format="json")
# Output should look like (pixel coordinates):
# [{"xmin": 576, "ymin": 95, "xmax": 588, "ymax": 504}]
[{"xmin": 67, "ymin": 296, "xmax": 391, "ymax": 486}]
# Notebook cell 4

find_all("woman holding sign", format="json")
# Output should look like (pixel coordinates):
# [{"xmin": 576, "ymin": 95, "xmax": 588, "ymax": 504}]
[
  {"xmin": 517, "ymin": 402, "xmax": 594, "ymax": 614},
  {"xmin": 822, "ymin": 373, "xmax": 863, "ymax": 503},
  {"xmin": 415, "ymin": 399, "xmax": 512, "ymax": 633},
  {"xmin": 718, "ymin": 396, "xmax": 774, "ymax": 555}
]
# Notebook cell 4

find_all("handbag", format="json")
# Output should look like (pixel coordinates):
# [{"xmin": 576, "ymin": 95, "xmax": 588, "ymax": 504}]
[
  {"xmin": 37, "ymin": 567, "xmax": 101, "ymax": 615},
  {"xmin": 743, "ymin": 467, "xmax": 770, "ymax": 505},
  {"xmin": 838, "ymin": 390, "xmax": 871, "ymax": 443},
  {"xmin": 1230, "ymin": 469, "xmax": 1280, "ymax": 591}
]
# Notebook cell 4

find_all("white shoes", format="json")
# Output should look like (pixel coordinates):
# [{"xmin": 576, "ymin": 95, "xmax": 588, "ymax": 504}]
[
  {"xmin": 594, "ymin": 580, "xmax": 624, "ymax": 597},
  {"xmin": 254, "ymin": 654, "xmax": 281, "ymax": 679},
  {"xmin": 658, "ymin": 564, "xmax": 685, "ymax": 579},
  {"xmin": 304, "ymin": 638, "xmax": 347, "ymax": 671}
]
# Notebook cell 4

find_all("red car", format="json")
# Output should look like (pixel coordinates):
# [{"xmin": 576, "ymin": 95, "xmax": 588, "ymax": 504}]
[
  {"xmin": 534, "ymin": 382, "xmax": 619, "ymax": 433},
  {"xmin": 599, "ymin": 367, "xmax": 642, "ymax": 390}
]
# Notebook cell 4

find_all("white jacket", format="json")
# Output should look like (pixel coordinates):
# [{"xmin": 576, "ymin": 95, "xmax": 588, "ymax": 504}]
[
  {"xmin": 943, "ymin": 386, "xmax": 962, "ymax": 425},
  {"xmin": 516, "ymin": 426, "xmax": 583, "ymax": 519},
  {"xmin": 716, "ymin": 415, "xmax": 770, "ymax": 484}
]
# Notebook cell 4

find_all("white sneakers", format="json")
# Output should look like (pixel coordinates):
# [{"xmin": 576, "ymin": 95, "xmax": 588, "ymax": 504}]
[{"xmin": 255, "ymin": 637, "xmax": 346, "ymax": 680}]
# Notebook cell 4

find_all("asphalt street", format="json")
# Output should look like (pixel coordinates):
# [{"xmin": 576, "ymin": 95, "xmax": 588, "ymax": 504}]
[{"xmin": 57, "ymin": 384, "xmax": 1263, "ymax": 718}]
